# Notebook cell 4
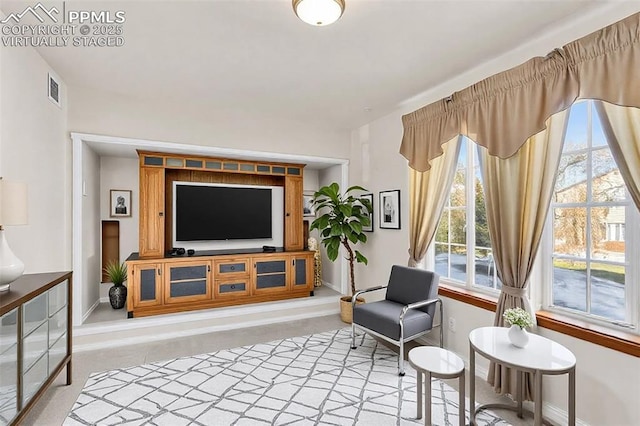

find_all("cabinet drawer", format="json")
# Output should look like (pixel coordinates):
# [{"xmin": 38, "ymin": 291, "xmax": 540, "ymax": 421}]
[
  {"xmin": 215, "ymin": 279, "xmax": 250, "ymax": 298},
  {"xmin": 215, "ymin": 259, "xmax": 249, "ymax": 277}
]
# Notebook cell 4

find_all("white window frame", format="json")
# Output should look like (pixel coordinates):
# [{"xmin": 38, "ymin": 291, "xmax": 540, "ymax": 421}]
[
  {"xmin": 540, "ymin": 100, "xmax": 639, "ymax": 333},
  {"xmin": 429, "ymin": 138, "xmax": 500, "ymax": 296}
]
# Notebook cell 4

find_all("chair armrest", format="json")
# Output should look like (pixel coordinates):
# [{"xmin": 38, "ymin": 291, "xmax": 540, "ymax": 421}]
[
  {"xmin": 352, "ymin": 285, "xmax": 388, "ymax": 307},
  {"xmin": 399, "ymin": 297, "xmax": 442, "ymax": 321}
]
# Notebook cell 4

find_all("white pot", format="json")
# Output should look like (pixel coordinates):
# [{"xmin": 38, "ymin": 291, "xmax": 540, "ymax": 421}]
[{"xmin": 508, "ymin": 324, "xmax": 529, "ymax": 348}]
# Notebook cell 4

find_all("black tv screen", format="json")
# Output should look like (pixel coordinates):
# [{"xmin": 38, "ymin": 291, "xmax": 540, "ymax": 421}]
[{"xmin": 175, "ymin": 184, "xmax": 272, "ymax": 241}]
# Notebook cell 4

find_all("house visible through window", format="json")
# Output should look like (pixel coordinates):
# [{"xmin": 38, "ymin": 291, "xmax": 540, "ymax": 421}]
[
  {"xmin": 433, "ymin": 137, "xmax": 500, "ymax": 292},
  {"xmin": 546, "ymin": 100, "xmax": 637, "ymax": 328}
]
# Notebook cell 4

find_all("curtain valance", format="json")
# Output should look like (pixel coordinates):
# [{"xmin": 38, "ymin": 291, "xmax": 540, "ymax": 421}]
[{"xmin": 400, "ymin": 12, "xmax": 640, "ymax": 172}]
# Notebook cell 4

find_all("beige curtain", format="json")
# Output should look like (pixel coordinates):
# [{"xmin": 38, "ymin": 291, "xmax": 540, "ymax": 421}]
[
  {"xmin": 479, "ymin": 111, "xmax": 568, "ymax": 399},
  {"xmin": 594, "ymin": 102, "xmax": 640, "ymax": 211},
  {"xmin": 400, "ymin": 12, "xmax": 640, "ymax": 172},
  {"xmin": 408, "ymin": 136, "xmax": 462, "ymax": 266}
]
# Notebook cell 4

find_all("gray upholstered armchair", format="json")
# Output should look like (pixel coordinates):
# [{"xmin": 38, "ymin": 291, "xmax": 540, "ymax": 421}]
[{"xmin": 351, "ymin": 265, "xmax": 443, "ymax": 375}]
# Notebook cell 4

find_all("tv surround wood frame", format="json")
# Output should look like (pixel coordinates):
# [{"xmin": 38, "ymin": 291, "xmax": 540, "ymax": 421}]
[{"xmin": 128, "ymin": 151, "xmax": 313, "ymax": 318}]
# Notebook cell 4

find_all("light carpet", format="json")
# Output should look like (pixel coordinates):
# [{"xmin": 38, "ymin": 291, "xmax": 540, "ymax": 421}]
[{"xmin": 65, "ymin": 328, "xmax": 507, "ymax": 425}]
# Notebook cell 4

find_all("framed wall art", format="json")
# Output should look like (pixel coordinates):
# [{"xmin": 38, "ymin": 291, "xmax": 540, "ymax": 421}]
[
  {"xmin": 379, "ymin": 190, "xmax": 400, "ymax": 230},
  {"xmin": 110, "ymin": 189, "xmax": 132, "ymax": 217}
]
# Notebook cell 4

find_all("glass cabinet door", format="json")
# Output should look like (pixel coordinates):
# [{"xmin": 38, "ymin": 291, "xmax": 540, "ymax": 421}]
[{"xmin": 0, "ymin": 308, "xmax": 18, "ymax": 426}]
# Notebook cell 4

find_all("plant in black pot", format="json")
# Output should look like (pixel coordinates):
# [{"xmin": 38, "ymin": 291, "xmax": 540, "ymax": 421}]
[
  {"xmin": 104, "ymin": 260, "xmax": 128, "ymax": 309},
  {"xmin": 310, "ymin": 183, "xmax": 372, "ymax": 323}
]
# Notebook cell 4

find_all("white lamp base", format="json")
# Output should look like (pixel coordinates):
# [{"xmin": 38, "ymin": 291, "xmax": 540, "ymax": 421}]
[{"xmin": 0, "ymin": 229, "xmax": 24, "ymax": 292}]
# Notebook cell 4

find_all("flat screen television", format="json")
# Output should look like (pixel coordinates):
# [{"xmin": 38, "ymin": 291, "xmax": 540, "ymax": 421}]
[{"xmin": 174, "ymin": 183, "xmax": 273, "ymax": 241}]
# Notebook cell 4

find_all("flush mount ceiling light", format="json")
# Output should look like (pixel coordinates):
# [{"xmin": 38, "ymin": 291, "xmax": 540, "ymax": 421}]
[{"xmin": 292, "ymin": 0, "xmax": 345, "ymax": 26}]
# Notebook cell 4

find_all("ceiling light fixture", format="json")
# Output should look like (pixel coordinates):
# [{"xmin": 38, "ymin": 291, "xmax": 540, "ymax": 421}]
[{"xmin": 292, "ymin": 0, "xmax": 345, "ymax": 26}]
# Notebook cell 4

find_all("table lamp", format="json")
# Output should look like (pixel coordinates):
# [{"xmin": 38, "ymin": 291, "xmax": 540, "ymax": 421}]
[{"xmin": 0, "ymin": 178, "xmax": 28, "ymax": 292}]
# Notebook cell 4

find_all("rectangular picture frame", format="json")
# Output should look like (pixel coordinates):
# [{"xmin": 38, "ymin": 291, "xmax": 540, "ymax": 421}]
[
  {"xmin": 303, "ymin": 191, "xmax": 315, "ymax": 217},
  {"xmin": 110, "ymin": 189, "xmax": 132, "ymax": 218},
  {"xmin": 361, "ymin": 193, "xmax": 374, "ymax": 232},
  {"xmin": 379, "ymin": 190, "xmax": 401, "ymax": 230}
]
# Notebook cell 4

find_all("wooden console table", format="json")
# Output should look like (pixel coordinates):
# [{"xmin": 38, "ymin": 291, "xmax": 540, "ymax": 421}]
[{"xmin": 0, "ymin": 272, "xmax": 73, "ymax": 426}]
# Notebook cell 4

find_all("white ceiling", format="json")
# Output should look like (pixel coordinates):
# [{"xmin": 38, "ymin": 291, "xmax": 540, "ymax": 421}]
[{"xmin": 1, "ymin": 1, "xmax": 635, "ymax": 133}]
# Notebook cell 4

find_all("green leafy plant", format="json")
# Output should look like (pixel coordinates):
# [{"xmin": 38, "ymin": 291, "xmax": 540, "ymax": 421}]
[
  {"xmin": 309, "ymin": 183, "xmax": 372, "ymax": 297},
  {"xmin": 103, "ymin": 260, "xmax": 128, "ymax": 286},
  {"xmin": 503, "ymin": 307, "xmax": 533, "ymax": 329}
]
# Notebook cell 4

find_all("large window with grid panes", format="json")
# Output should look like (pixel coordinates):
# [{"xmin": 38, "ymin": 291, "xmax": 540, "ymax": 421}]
[{"xmin": 543, "ymin": 100, "xmax": 638, "ymax": 331}]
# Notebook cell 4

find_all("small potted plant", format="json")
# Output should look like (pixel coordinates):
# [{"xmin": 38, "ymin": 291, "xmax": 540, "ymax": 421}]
[
  {"xmin": 310, "ymin": 183, "xmax": 372, "ymax": 323},
  {"xmin": 503, "ymin": 307, "xmax": 533, "ymax": 348},
  {"xmin": 104, "ymin": 260, "xmax": 128, "ymax": 309}
]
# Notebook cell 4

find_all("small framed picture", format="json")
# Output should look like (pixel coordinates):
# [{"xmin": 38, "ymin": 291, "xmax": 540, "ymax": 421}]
[
  {"xmin": 379, "ymin": 190, "xmax": 401, "ymax": 230},
  {"xmin": 361, "ymin": 193, "xmax": 374, "ymax": 232},
  {"xmin": 303, "ymin": 191, "xmax": 315, "ymax": 217},
  {"xmin": 110, "ymin": 190, "xmax": 132, "ymax": 217}
]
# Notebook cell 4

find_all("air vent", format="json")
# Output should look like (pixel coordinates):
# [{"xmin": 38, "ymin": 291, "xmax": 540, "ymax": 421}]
[{"xmin": 48, "ymin": 72, "xmax": 61, "ymax": 107}]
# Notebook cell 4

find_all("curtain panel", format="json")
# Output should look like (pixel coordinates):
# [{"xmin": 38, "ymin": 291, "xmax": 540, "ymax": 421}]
[{"xmin": 400, "ymin": 12, "xmax": 640, "ymax": 172}]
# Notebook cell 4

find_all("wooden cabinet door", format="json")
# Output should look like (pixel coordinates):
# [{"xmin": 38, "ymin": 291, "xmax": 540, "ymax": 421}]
[
  {"xmin": 252, "ymin": 257, "xmax": 289, "ymax": 295},
  {"xmin": 163, "ymin": 260, "xmax": 212, "ymax": 304},
  {"xmin": 139, "ymin": 167, "xmax": 165, "ymax": 258},
  {"xmin": 130, "ymin": 263, "xmax": 163, "ymax": 308},
  {"xmin": 289, "ymin": 253, "xmax": 314, "ymax": 291},
  {"xmin": 284, "ymin": 176, "xmax": 303, "ymax": 251}
]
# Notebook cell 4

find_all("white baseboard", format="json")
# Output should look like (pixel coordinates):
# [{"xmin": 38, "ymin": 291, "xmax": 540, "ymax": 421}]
[
  {"xmin": 82, "ymin": 299, "xmax": 101, "ymax": 323},
  {"xmin": 99, "ymin": 297, "xmax": 109, "ymax": 303},
  {"xmin": 414, "ymin": 334, "xmax": 587, "ymax": 426}
]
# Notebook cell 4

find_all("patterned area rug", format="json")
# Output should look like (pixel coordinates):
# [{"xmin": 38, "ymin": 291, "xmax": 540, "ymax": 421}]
[{"xmin": 65, "ymin": 328, "xmax": 507, "ymax": 425}]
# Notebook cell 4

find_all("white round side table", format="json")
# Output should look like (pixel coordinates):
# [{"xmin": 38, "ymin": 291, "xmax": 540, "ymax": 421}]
[{"xmin": 408, "ymin": 346, "xmax": 466, "ymax": 426}]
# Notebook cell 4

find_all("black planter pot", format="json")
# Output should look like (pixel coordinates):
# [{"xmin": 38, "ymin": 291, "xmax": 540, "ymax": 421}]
[{"xmin": 109, "ymin": 284, "xmax": 127, "ymax": 309}]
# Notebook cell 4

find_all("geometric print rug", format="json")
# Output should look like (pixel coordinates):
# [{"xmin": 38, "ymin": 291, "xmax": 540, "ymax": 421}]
[{"xmin": 65, "ymin": 328, "xmax": 509, "ymax": 425}]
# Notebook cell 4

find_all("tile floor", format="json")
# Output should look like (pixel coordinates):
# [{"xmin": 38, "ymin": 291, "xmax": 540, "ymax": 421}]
[{"xmin": 23, "ymin": 314, "xmax": 532, "ymax": 425}]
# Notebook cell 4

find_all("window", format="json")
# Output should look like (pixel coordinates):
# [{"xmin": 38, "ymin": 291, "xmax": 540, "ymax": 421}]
[
  {"xmin": 545, "ymin": 100, "xmax": 638, "ymax": 329},
  {"xmin": 433, "ymin": 137, "xmax": 500, "ymax": 292}
]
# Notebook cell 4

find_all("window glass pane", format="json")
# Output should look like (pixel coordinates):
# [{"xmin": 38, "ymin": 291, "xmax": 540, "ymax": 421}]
[
  {"xmin": 450, "ymin": 167, "xmax": 466, "ymax": 207},
  {"xmin": 592, "ymin": 206, "xmax": 625, "ymax": 261},
  {"xmin": 555, "ymin": 153, "xmax": 587, "ymax": 203},
  {"xmin": 591, "ymin": 149, "xmax": 625, "ymax": 202},
  {"xmin": 449, "ymin": 208, "xmax": 466, "ymax": 244},
  {"xmin": 552, "ymin": 259, "xmax": 587, "ymax": 313},
  {"xmin": 563, "ymin": 101, "xmax": 588, "ymax": 152},
  {"xmin": 449, "ymin": 245, "xmax": 467, "ymax": 283},
  {"xmin": 591, "ymin": 102, "xmax": 608, "ymax": 147},
  {"xmin": 435, "ymin": 211, "xmax": 449, "ymax": 244},
  {"xmin": 474, "ymin": 247, "xmax": 494, "ymax": 288},
  {"xmin": 434, "ymin": 243, "xmax": 449, "ymax": 278},
  {"xmin": 590, "ymin": 262, "xmax": 625, "ymax": 322},
  {"xmin": 553, "ymin": 207, "xmax": 587, "ymax": 256}
]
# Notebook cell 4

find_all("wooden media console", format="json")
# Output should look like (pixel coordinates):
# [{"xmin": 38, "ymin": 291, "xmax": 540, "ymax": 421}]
[{"xmin": 126, "ymin": 151, "xmax": 313, "ymax": 318}]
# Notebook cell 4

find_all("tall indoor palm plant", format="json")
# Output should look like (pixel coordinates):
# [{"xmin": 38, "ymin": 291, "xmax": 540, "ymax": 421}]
[{"xmin": 310, "ymin": 183, "xmax": 372, "ymax": 299}]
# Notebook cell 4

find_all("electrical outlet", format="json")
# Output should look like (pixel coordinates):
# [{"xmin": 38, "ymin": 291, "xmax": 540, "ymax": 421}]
[{"xmin": 448, "ymin": 317, "xmax": 456, "ymax": 333}]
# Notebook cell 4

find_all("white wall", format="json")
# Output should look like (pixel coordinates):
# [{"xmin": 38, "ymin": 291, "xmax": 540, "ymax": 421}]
[
  {"xmin": 317, "ymin": 165, "xmax": 345, "ymax": 292},
  {"xmin": 68, "ymin": 86, "xmax": 351, "ymax": 160},
  {"xmin": 98, "ymin": 156, "xmax": 139, "ymax": 299},
  {"xmin": 0, "ymin": 34, "xmax": 70, "ymax": 276},
  {"xmin": 347, "ymin": 6, "xmax": 640, "ymax": 425},
  {"xmin": 81, "ymin": 146, "xmax": 100, "ymax": 317}
]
